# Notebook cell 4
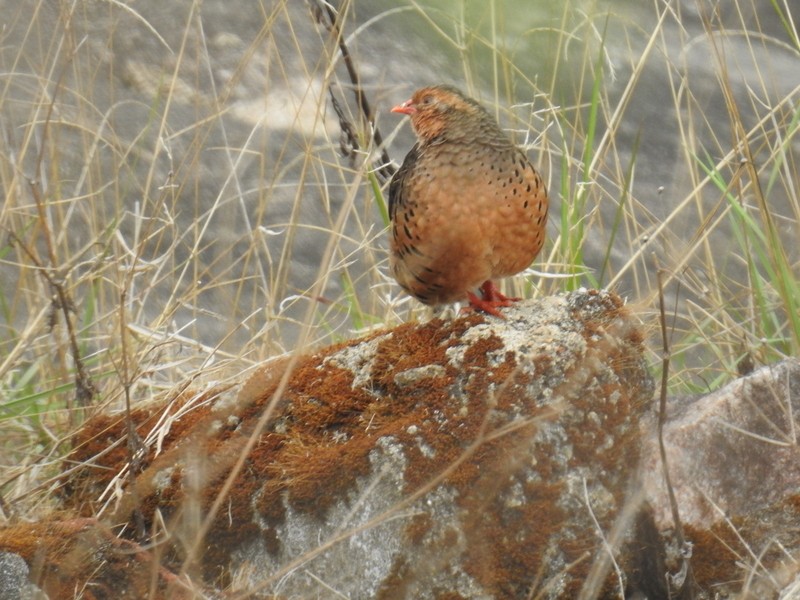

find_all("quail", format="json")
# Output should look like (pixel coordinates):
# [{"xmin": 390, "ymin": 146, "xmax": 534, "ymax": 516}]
[{"xmin": 389, "ymin": 85, "xmax": 548, "ymax": 317}]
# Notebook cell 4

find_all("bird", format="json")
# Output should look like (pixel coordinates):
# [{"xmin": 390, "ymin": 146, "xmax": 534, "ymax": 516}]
[{"xmin": 388, "ymin": 85, "xmax": 548, "ymax": 317}]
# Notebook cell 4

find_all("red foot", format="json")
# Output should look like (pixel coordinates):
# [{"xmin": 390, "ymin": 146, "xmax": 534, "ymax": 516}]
[
  {"xmin": 464, "ymin": 280, "xmax": 520, "ymax": 318},
  {"xmin": 479, "ymin": 280, "xmax": 520, "ymax": 304}
]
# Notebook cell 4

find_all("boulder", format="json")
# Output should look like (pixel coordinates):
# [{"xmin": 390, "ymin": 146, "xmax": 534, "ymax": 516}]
[
  {"xmin": 641, "ymin": 358, "xmax": 800, "ymax": 598},
  {"xmin": 4, "ymin": 290, "xmax": 659, "ymax": 598}
]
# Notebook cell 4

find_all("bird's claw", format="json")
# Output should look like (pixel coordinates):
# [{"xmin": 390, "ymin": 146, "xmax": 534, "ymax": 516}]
[
  {"xmin": 478, "ymin": 280, "xmax": 520, "ymax": 304},
  {"xmin": 462, "ymin": 280, "xmax": 520, "ymax": 318}
]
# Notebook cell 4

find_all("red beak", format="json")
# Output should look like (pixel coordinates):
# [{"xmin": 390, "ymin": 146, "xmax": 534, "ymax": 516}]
[{"xmin": 391, "ymin": 99, "xmax": 416, "ymax": 115}]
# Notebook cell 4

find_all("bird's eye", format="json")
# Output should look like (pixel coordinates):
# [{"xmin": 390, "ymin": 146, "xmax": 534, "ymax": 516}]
[{"xmin": 420, "ymin": 95, "xmax": 434, "ymax": 106}]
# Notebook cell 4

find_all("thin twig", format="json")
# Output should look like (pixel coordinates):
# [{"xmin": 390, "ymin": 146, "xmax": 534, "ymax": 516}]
[
  {"xmin": 310, "ymin": 0, "xmax": 396, "ymax": 181},
  {"xmin": 116, "ymin": 286, "xmax": 147, "ymax": 541},
  {"xmin": 7, "ymin": 228, "xmax": 97, "ymax": 407},
  {"xmin": 18, "ymin": 12, "xmax": 97, "ymax": 407},
  {"xmin": 656, "ymin": 268, "xmax": 697, "ymax": 599}
]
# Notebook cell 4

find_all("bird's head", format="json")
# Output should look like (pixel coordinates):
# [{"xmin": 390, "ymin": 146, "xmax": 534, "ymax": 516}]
[{"xmin": 391, "ymin": 85, "xmax": 484, "ymax": 142}]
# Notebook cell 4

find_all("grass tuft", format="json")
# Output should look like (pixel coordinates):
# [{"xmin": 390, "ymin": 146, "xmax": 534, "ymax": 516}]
[{"xmin": 0, "ymin": 0, "xmax": 798, "ymax": 594}]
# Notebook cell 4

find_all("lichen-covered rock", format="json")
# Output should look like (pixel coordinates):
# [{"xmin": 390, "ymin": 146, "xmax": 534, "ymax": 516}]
[
  {"xmin": 643, "ymin": 359, "xmax": 800, "ymax": 529},
  {"xmin": 54, "ymin": 289, "xmax": 655, "ymax": 598},
  {"xmin": 0, "ymin": 518, "xmax": 195, "ymax": 600},
  {"xmin": 641, "ymin": 358, "xmax": 800, "ymax": 598},
  {"xmin": 0, "ymin": 551, "xmax": 42, "ymax": 599}
]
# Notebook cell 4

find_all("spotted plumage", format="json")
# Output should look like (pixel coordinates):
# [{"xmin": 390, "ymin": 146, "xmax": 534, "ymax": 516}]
[{"xmin": 389, "ymin": 85, "xmax": 548, "ymax": 317}]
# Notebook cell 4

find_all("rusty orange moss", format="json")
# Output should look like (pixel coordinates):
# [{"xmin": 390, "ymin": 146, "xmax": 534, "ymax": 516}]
[
  {"xmin": 61, "ymin": 384, "xmax": 230, "ymax": 515},
  {"xmin": 57, "ymin": 291, "xmax": 654, "ymax": 595},
  {"xmin": 0, "ymin": 518, "xmax": 191, "ymax": 599},
  {"xmin": 686, "ymin": 494, "xmax": 800, "ymax": 593}
]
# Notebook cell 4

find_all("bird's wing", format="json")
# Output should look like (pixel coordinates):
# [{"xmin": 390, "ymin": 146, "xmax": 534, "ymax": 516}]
[{"xmin": 388, "ymin": 143, "xmax": 421, "ymax": 221}]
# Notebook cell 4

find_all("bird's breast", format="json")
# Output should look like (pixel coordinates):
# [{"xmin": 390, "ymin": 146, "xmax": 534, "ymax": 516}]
[{"xmin": 389, "ymin": 139, "xmax": 548, "ymax": 304}]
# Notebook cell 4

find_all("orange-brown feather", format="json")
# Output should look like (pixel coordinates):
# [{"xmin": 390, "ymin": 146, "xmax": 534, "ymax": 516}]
[{"xmin": 389, "ymin": 86, "xmax": 548, "ymax": 307}]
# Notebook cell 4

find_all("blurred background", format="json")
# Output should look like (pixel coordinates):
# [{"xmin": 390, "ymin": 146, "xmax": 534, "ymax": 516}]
[{"xmin": 0, "ymin": 0, "xmax": 797, "ymax": 433}]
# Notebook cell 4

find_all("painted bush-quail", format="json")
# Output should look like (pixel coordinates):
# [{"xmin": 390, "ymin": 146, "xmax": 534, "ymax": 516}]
[{"xmin": 389, "ymin": 85, "xmax": 548, "ymax": 317}]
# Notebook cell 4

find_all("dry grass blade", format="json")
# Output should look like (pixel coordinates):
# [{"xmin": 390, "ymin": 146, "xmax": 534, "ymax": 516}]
[{"xmin": 0, "ymin": 0, "xmax": 797, "ymax": 596}]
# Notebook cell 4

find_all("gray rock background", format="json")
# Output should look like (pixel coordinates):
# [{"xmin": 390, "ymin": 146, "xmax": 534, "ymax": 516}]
[{"xmin": 1, "ymin": 0, "xmax": 797, "ymax": 354}]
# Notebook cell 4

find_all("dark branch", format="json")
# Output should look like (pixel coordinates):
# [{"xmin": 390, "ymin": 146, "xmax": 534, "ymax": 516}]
[{"xmin": 310, "ymin": 0, "xmax": 397, "ymax": 181}]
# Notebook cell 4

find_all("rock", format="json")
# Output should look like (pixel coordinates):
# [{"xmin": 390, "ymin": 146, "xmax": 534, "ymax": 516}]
[
  {"xmin": 31, "ymin": 292, "xmax": 800, "ymax": 598},
  {"xmin": 642, "ymin": 358, "xmax": 800, "ymax": 598},
  {"xmin": 0, "ymin": 518, "xmax": 195, "ymax": 600},
  {"xmin": 51, "ymin": 289, "xmax": 655, "ymax": 598},
  {"xmin": 0, "ymin": 551, "xmax": 43, "ymax": 600}
]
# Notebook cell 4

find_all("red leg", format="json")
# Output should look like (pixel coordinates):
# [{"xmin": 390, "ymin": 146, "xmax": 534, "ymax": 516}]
[
  {"xmin": 463, "ymin": 280, "xmax": 520, "ymax": 318},
  {"xmin": 479, "ymin": 280, "xmax": 520, "ymax": 304},
  {"xmin": 466, "ymin": 291, "xmax": 505, "ymax": 318}
]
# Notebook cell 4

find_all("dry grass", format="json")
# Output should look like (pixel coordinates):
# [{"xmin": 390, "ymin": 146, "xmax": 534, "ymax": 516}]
[{"xmin": 0, "ymin": 0, "xmax": 798, "ymax": 596}]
